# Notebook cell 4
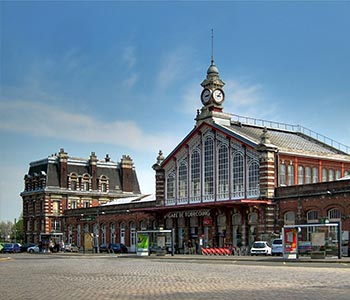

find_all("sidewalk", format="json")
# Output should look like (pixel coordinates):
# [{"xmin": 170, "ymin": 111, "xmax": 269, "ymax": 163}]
[{"xmin": 117, "ymin": 252, "xmax": 350, "ymax": 264}]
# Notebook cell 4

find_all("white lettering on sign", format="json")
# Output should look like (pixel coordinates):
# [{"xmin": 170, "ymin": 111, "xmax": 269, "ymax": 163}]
[{"xmin": 165, "ymin": 209, "xmax": 210, "ymax": 219}]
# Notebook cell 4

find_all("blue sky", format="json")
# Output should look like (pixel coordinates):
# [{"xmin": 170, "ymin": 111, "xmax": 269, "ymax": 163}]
[{"xmin": 1, "ymin": 1, "xmax": 350, "ymax": 222}]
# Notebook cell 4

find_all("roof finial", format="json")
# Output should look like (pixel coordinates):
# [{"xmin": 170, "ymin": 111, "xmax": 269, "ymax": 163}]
[{"xmin": 211, "ymin": 28, "xmax": 214, "ymax": 65}]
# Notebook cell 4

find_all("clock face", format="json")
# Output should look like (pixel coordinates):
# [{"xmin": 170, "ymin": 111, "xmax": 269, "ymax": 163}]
[
  {"xmin": 201, "ymin": 88, "xmax": 212, "ymax": 104},
  {"xmin": 213, "ymin": 88, "xmax": 224, "ymax": 104}
]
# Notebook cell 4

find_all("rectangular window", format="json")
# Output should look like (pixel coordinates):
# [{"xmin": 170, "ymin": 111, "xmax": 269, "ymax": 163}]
[
  {"xmin": 298, "ymin": 166, "xmax": 304, "ymax": 185},
  {"xmin": 287, "ymin": 165, "xmax": 294, "ymax": 186},
  {"xmin": 280, "ymin": 164, "xmax": 286, "ymax": 186},
  {"xmin": 305, "ymin": 167, "xmax": 311, "ymax": 184},
  {"xmin": 312, "ymin": 167, "xmax": 319, "ymax": 183}
]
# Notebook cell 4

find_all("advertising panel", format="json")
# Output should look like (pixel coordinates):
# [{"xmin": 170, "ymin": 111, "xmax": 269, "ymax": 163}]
[{"xmin": 137, "ymin": 233, "xmax": 149, "ymax": 256}]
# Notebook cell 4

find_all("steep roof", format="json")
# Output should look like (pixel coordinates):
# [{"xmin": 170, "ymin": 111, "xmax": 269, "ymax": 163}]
[{"xmin": 222, "ymin": 121, "xmax": 350, "ymax": 160}]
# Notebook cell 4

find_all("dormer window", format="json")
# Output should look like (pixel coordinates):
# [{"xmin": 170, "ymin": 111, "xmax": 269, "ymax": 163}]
[
  {"xmin": 99, "ymin": 175, "xmax": 109, "ymax": 192},
  {"xmin": 82, "ymin": 174, "xmax": 91, "ymax": 191},
  {"xmin": 69, "ymin": 173, "xmax": 79, "ymax": 191}
]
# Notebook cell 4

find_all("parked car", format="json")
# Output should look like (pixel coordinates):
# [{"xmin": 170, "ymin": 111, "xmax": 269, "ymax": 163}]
[
  {"xmin": 271, "ymin": 238, "xmax": 283, "ymax": 256},
  {"xmin": 99, "ymin": 243, "xmax": 128, "ymax": 253},
  {"xmin": 2, "ymin": 243, "xmax": 22, "ymax": 253},
  {"xmin": 250, "ymin": 241, "xmax": 272, "ymax": 256},
  {"xmin": 64, "ymin": 243, "xmax": 79, "ymax": 253},
  {"xmin": 20, "ymin": 243, "xmax": 36, "ymax": 252},
  {"xmin": 27, "ymin": 245, "xmax": 40, "ymax": 253}
]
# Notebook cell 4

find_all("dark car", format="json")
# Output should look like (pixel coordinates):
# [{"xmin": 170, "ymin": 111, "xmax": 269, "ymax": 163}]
[
  {"xmin": 2, "ymin": 243, "xmax": 21, "ymax": 253},
  {"xmin": 99, "ymin": 243, "xmax": 128, "ymax": 253},
  {"xmin": 20, "ymin": 243, "xmax": 36, "ymax": 252}
]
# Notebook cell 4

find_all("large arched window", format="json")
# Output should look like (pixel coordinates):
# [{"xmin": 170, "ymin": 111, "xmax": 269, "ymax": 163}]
[
  {"xmin": 166, "ymin": 172, "xmax": 175, "ymax": 204},
  {"xmin": 232, "ymin": 152, "xmax": 244, "ymax": 198},
  {"xmin": 247, "ymin": 161, "xmax": 259, "ymax": 197},
  {"xmin": 217, "ymin": 144, "xmax": 229, "ymax": 199},
  {"xmin": 203, "ymin": 137, "xmax": 214, "ymax": 199},
  {"xmin": 178, "ymin": 160, "xmax": 188, "ymax": 203},
  {"xmin": 190, "ymin": 150, "xmax": 201, "ymax": 202}
]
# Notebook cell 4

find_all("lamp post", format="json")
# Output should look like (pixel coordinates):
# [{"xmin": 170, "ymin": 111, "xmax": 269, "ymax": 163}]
[
  {"xmin": 96, "ymin": 210, "xmax": 105, "ymax": 254},
  {"xmin": 96, "ymin": 210, "xmax": 100, "ymax": 254}
]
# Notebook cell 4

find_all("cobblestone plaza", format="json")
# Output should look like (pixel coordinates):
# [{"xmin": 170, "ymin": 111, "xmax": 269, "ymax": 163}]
[{"xmin": 1, "ymin": 254, "xmax": 349, "ymax": 300}]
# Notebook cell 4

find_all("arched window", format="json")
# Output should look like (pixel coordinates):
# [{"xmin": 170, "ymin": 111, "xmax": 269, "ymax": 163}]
[
  {"xmin": 248, "ymin": 212, "xmax": 258, "ymax": 224},
  {"xmin": 328, "ymin": 169, "xmax": 334, "ymax": 181},
  {"xmin": 82, "ymin": 174, "xmax": 91, "ymax": 191},
  {"xmin": 248, "ymin": 161, "xmax": 259, "ymax": 197},
  {"xmin": 232, "ymin": 153, "xmax": 244, "ymax": 198},
  {"xmin": 166, "ymin": 172, "xmax": 175, "ymax": 202},
  {"xmin": 335, "ymin": 170, "xmax": 341, "ymax": 179},
  {"xmin": 322, "ymin": 168, "xmax": 328, "ymax": 182},
  {"xmin": 190, "ymin": 150, "xmax": 201, "ymax": 201},
  {"xmin": 101, "ymin": 224, "xmax": 106, "ymax": 244},
  {"xmin": 232, "ymin": 213, "xmax": 242, "ymax": 226},
  {"xmin": 287, "ymin": 164, "xmax": 294, "ymax": 186},
  {"xmin": 217, "ymin": 144, "xmax": 229, "ymax": 199},
  {"xmin": 284, "ymin": 211, "xmax": 295, "ymax": 225},
  {"xmin": 99, "ymin": 175, "xmax": 109, "ymax": 192},
  {"xmin": 305, "ymin": 167, "xmax": 311, "ymax": 184},
  {"xmin": 140, "ymin": 220, "xmax": 147, "ymax": 230},
  {"xmin": 178, "ymin": 160, "xmax": 188, "ymax": 203},
  {"xmin": 298, "ymin": 166, "xmax": 304, "ymax": 185},
  {"xmin": 110, "ymin": 223, "xmax": 116, "ymax": 243},
  {"xmin": 203, "ymin": 137, "xmax": 214, "ymax": 198},
  {"xmin": 69, "ymin": 173, "xmax": 79, "ymax": 190},
  {"xmin": 307, "ymin": 210, "xmax": 318, "ymax": 223},
  {"xmin": 328, "ymin": 208, "xmax": 341, "ymax": 221}
]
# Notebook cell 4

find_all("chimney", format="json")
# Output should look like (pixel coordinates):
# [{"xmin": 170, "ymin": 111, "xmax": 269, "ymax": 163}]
[
  {"xmin": 89, "ymin": 152, "xmax": 98, "ymax": 190},
  {"xmin": 58, "ymin": 148, "xmax": 68, "ymax": 188},
  {"xmin": 120, "ymin": 155, "xmax": 134, "ymax": 193}
]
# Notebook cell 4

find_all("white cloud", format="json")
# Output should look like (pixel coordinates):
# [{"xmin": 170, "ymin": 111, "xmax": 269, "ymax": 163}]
[
  {"xmin": 155, "ymin": 48, "xmax": 193, "ymax": 91},
  {"xmin": 0, "ymin": 99, "xmax": 180, "ymax": 155},
  {"xmin": 122, "ymin": 46, "xmax": 137, "ymax": 69}
]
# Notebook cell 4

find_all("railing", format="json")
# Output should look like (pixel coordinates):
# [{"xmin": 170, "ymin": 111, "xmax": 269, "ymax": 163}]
[{"xmin": 230, "ymin": 114, "xmax": 350, "ymax": 154}]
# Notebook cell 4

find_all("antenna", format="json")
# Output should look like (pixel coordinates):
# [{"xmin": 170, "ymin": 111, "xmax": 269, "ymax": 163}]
[{"xmin": 211, "ymin": 28, "xmax": 214, "ymax": 64}]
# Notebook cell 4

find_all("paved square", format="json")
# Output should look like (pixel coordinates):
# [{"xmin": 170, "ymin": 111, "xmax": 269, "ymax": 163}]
[{"xmin": 1, "ymin": 254, "xmax": 349, "ymax": 300}]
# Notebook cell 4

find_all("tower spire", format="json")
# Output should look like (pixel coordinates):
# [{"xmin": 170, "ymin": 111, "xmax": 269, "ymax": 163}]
[{"xmin": 211, "ymin": 28, "xmax": 214, "ymax": 65}]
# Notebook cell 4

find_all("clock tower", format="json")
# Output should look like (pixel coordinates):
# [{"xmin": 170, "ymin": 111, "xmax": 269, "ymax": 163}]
[{"xmin": 196, "ymin": 56, "xmax": 231, "ymax": 127}]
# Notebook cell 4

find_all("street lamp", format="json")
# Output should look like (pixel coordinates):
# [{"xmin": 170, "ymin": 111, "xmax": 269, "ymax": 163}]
[{"xmin": 96, "ymin": 210, "xmax": 105, "ymax": 254}]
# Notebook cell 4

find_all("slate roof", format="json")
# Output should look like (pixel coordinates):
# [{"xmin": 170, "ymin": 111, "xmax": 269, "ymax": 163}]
[
  {"xmin": 26, "ymin": 154, "xmax": 141, "ymax": 194},
  {"xmin": 222, "ymin": 121, "xmax": 350, "ymax": 160}
]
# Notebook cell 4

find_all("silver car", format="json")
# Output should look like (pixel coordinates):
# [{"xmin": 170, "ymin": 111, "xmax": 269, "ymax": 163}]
[{"xmin": 271, "ymin": 238, "xmax": 283, "ymax": 256}]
